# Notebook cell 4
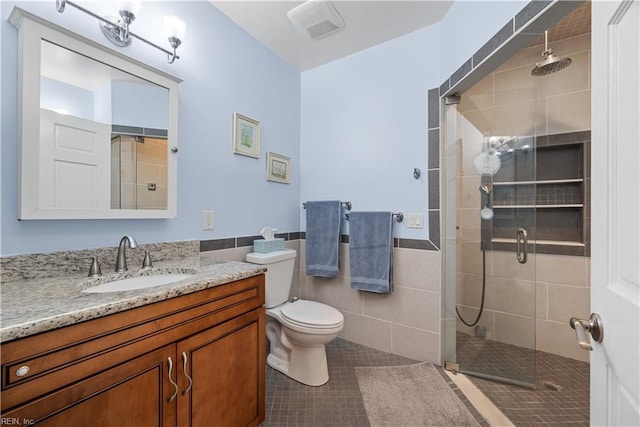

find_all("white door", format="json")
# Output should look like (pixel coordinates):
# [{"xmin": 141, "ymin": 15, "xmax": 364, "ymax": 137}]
[
  {"xmin": 39, "ymin": 109, "xmax": 110, "ymax": 210},
  {"xmin": 590, "ymin": 0, "xmax": 640, "ymax": 425}
]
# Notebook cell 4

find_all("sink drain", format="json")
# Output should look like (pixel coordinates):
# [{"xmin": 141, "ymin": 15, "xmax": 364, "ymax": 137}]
[{"xmin": 543, "ymin": 381, "xmax": 562, "ymax": 391}]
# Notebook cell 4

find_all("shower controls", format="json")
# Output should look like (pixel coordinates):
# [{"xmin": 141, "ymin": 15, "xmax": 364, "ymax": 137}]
[{"xmin": 570, "ymin": 313, "xmax": 604, "ymax": 351}]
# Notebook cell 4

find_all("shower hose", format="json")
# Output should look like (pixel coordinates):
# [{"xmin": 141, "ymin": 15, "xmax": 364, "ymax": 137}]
[{"xmin": 455, "ymin": 248, "xmax": 487, "ymax": 327}]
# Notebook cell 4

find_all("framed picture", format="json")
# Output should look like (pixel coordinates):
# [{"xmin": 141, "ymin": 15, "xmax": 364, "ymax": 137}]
[
  {"xmin": 266, "ymin": 152, "xmax": 290, "ymax": 184},
  {"xmin": 233, "ymin": 113, "xmax": 260, "ymax": 158}
]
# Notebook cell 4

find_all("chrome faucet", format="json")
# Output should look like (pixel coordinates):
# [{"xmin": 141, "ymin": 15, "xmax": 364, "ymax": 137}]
[{"xmin": 115, "ymin": 235, "xmax": 138, "ymax": 272}]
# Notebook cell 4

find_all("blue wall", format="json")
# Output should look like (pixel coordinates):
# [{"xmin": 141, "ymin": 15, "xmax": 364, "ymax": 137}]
[
  {"xmin": 41, "ymin": 77, "xmax": 95, "ymax": 120},
  {"xmin": 439, "ymin": 1, "xmax": 529, "ymax": 79},
  {"xmin": 298, "ymin": 1, "xmax": 526, "ymax": 240},
  {"xmin": 1, "ymin": 1, "xmax": 301, "ymax": 255},
  {"xmin": 111, "ymin": 80, "xmax": 169, "ymax": 129},
  {"xmin": 300, "ymin": 25, "xmax": 440, "ymax": 239},
  {"xmin": 1, "ymin": 0, "xmax": 531, "ymax": 255}
]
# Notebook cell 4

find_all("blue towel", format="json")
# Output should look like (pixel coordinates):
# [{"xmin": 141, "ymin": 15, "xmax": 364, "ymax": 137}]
[
  {"xmin": 349, "ymin": 212, "xmax": 393, "ymax": 294},
  {"xmin": 305, "ymin": 201, "xmax": 342, "ymax": 277}
]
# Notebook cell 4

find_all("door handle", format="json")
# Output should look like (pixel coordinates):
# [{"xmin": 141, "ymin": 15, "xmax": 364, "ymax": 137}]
[
  {"xmin": 181, "ymin": 351, "xmax": 193, "ymax": 396},
  {"xmin": 569, "ymin": 313, "xmax": 604, "ymax": 351},
  {"xmin": 167, "ymin": 357, "xmax": 179, "ymax": 403},
  {"xmin": 516, "ymin": 227, "xmax": 528, "ymax": 264}
]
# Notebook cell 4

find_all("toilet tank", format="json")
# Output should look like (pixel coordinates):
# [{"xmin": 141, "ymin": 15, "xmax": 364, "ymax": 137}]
[{"xmin": 246, "ymin": 249, "xmax": 296, "ymax": 308}]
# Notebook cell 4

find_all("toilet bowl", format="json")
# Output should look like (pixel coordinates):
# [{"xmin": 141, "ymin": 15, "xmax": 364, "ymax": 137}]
[
  {"xmin": 266, "ymin": 300, "xmax": 343, "ymax": 386},
  {"xmin": 246, "ymin": 249, "xmax": 344, "ymax": 386}
]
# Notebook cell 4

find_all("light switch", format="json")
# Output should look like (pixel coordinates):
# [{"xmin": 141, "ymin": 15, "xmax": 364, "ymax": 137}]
[
  {"xmin": 407, "ymin": 213, "xmax": 423, "ymax": 229},
  {"xmin": 202, "ymin": 211, "xmax": 214, "ymax": 230}
]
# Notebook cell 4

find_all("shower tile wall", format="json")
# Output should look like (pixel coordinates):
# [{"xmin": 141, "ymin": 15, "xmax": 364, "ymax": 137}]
[
  {"xmin": 455, "ymin": 33, "xmax": 591, "ymax": 362},
  {"xmin": 110, "ymin": 136, "xmax": 168, "ymax": 210}
]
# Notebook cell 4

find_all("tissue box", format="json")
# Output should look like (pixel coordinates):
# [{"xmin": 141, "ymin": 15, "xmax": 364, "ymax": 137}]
[{"xmin": 253, "ymin": 238, "xmax": 285, "ymax": 253}]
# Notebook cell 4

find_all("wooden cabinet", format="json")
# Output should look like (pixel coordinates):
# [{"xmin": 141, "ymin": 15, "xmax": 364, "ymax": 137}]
[
  {"xmin": 178, "ymin": 310, "xmax": 263, "ymax": 427},
  {"xmin": 1, "ymin": 274, "xmax": 265, "ymax": 426}
]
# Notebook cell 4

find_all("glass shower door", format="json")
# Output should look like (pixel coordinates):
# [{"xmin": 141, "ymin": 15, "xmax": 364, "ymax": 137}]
[{"xmin": 443, "ymin": 90, "xmax": 537, "ymax": 388}]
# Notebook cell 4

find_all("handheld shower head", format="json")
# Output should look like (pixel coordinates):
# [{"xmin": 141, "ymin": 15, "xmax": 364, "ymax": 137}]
[{"xmin": 479, "ymin": 185, "xmax": 493, "ymax": 220}]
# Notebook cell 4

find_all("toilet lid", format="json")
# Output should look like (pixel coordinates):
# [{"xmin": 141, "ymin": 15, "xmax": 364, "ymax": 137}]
[{"xmin": 281, "ymin": 300, "xmax": 344, "ymax": 328}]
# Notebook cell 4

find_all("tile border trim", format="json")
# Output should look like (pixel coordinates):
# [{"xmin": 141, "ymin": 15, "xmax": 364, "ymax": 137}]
[{"xmin": 200, "ymin": 233, "xmax": 440, "ymax": 253}]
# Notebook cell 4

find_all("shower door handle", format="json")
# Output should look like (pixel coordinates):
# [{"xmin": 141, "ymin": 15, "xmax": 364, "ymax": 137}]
[{"xmin": 516, "ymin": 227, "xmax": 528, "ymax": 264}]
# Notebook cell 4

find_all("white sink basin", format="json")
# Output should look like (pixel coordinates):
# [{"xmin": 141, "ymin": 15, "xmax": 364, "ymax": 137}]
[{"xmin": 82, "ymin": 273, "xmax": 193, "ymax": 293}]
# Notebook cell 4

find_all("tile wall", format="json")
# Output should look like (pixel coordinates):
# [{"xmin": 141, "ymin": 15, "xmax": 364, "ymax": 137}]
[
  {"xmin": 298, "ymin": 240, "xmax": 442, "ymax": 363},
  {"xmin": 200, "ymin": 235, "xmax": 443, "ymax": 364}
]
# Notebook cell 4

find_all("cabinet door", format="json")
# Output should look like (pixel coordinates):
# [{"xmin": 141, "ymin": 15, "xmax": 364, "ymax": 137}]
[
  {"xmin": 2, "ymin": 345, "xmax": 177, "ymax": 426},
  {"xmin": 177, "ymin": 308, "xmax": 265, "ymax": 427}
]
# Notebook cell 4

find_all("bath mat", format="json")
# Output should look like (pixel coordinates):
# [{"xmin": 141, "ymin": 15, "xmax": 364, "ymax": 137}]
[{"xmin": 355, "ymin": 362, "xmax": 481, "ymax": 427}]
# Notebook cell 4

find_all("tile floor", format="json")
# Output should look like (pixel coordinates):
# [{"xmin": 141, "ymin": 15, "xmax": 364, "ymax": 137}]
[
  {"xmin": 263, "ymin": 335, "xmax": 590, "ymax": 426},
  {"xmin": 456, "ymin": 332, "xmax": 590, "ymax": 426},
  {"xmin": 262, "ymin": 338, "xmax": 487, "ymax": 426}
]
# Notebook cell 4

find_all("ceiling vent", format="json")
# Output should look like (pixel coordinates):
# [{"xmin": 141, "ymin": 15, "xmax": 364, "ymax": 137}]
[{"xmin": 287, "ymin": 0, "xmax": 345, "ymax": 40}]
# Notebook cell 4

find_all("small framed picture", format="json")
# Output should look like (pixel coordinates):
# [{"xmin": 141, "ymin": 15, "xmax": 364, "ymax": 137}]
[
  {"xmin": 266, "ymin": 152, "xmax": 290, "ymax": 184},
  {"xmin": 233, "ymin": 113, "xmax": 260, "ymax": 158}
]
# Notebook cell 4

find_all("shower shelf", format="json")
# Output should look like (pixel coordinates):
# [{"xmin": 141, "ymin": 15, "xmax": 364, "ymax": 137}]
[
  {"xmin": 493, "ymin": 204, "xmax": 584, "ymax": 209},
  {"xmin": 493, "ymin": 178, "xmax": 583, "ymax": 186},
  {"xmin": 492, "ymin": 238, "xmax": 586, "ymax": 247},
  {"xmin": 486, "ymin": 135, "xmax": 589, "ymax": 256}
]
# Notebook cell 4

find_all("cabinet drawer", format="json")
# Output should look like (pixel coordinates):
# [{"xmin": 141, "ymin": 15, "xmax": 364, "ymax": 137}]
[
  {"xmin": 1, "ymin": 274, "xmax": 265, "ymax": 412},
  {"xmin": 2, "ymin": 345, "xmax": 177, "ymax": 426}
]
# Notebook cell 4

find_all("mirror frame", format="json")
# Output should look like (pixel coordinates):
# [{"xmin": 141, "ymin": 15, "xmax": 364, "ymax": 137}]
[{"xmin": 9, "ymin": 7, "xmax": 181, "ymax": 220}]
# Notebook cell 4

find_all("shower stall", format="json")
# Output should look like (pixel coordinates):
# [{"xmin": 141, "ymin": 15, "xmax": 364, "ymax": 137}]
[
  {"xmin": 442, "ymin": 89, "xmax": 538, "ymax": 387},
  {"xmin": 440, "ymin": 1, "xmax": 593, "ymax": 390}
]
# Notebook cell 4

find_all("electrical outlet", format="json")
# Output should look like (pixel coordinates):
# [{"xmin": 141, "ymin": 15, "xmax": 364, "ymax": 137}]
[
  {"xmin": 202, "ymin": 211, "xmax": 214, "ymax": 230},
  {"xmin": 407, "ymin": 213, "xmax": 423, "ymax": 229}
]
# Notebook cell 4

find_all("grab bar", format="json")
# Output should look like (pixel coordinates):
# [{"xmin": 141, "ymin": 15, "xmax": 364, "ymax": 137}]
[{"xmin": 516, "ymin": 227, "xmax": 528, "ymax": 264}]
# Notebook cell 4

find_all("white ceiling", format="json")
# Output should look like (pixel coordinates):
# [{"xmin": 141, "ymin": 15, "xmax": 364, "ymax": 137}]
[{"xmin": 211, "ymin": 1, "xmax": 454, "ymax": 71}]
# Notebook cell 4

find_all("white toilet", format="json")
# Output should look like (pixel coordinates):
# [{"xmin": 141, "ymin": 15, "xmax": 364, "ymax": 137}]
[{"xmin": 245, "ymin": 249, "xmax": 344, "ymax": 386}]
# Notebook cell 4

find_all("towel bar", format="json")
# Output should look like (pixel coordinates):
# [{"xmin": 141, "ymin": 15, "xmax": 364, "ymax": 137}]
[
  {"xmin": 345, "ymin": 212, "xmax": 403, "ymax": 222},
  {"xmin": 303, "ymin": 201, "xmax": 352, "ymax": 210}
]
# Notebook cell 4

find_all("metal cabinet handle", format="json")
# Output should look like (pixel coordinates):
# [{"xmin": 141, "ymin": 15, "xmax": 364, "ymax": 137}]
[
  {"xmin": 15, "ymin": 365, "xmax": 30, "ymax": 377},
  {"xmin": 569, "ymin": 313, "xmax": 604, "ymax": 351},
  {"xmin": 516, "ymin": 227, "xmax": 528, "ymax": 264},
  {"xmin": 167, "ymin": 357, "xmax": 179, "ymax": 403},
  {"xmin": 181, "ymin": 352, "xmax": 193, "ymax": 396}
]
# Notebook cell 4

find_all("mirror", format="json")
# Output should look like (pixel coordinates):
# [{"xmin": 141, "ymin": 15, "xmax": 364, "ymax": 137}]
[
  {"xmin": 10, "ymin": 8, "xmax": 180, "ymax": 219},
  {"xmin": 41, "ymin": 40, "xmax": 170, "ymax": 211}
]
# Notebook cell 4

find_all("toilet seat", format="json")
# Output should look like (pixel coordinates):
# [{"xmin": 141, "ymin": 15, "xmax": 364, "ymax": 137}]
[{"xmin": 281, "ymin": 300, "xmax": 343, "ymax": 329}]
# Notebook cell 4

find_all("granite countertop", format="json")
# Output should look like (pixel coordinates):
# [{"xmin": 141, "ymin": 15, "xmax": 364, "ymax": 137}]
[{"xmin": 0, "ymin": 255, "xmax": 266, "ymax": 343}]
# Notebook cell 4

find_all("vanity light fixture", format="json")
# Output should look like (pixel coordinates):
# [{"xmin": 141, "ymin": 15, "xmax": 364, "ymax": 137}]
[{"xmin": 55, "ymin": 0, "xmax": 185, "ymax": 64}]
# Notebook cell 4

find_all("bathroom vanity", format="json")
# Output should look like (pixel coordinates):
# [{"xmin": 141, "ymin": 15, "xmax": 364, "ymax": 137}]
[{"xmin": 0, "ymin": 260, "xmax": 266, "ymax": 426}]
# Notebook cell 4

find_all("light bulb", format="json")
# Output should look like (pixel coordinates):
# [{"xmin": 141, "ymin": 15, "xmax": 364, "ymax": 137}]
[
  {"xmin": 118, "ymin": 0, "xmax": 141, "ymax": 16},
  {"xmin": 165, "ymin": 15, "xmax": 186, "ymax": 42}
]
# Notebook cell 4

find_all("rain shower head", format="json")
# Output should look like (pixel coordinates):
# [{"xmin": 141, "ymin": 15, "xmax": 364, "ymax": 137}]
[{"xmin": 531, "ymin": 31, "xmax": 572, "ymax": 76}]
